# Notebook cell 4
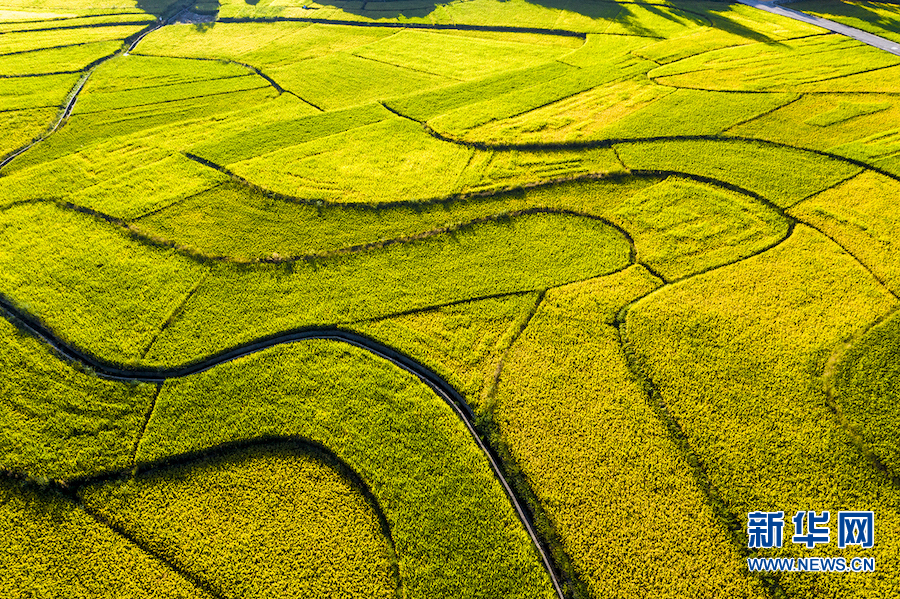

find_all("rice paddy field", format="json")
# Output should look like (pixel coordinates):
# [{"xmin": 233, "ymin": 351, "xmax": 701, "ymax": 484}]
[{"xmin": 1, "ymin": 0, "xmax": 899, "ymax": 597}]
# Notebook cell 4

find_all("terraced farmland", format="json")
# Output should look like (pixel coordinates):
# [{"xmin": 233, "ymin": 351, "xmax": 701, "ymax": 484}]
[{"xmin": 2, "ymin": 0, "xmax": 900, "ymax": 598}]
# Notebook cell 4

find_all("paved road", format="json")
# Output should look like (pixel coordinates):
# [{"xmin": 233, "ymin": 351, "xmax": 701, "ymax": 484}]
[{"xmin": 737, "ymin": 0, "xmax": 900, "ymax": 57}]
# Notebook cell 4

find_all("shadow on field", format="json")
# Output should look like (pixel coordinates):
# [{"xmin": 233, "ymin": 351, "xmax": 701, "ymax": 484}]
[
  {"xmin": 135, "ymin": 0, "xmax": 231, "ymax": 18},
  {"xmin": 335, "ymin": 0, "xmax": 710, "ymax": 30},
  {"xmin": 314, "ymin": 0, "xmax": 785, "ymax": 43},
  {"xmin": 134, "ymin": 0, "xmax": 785, "ymax": 46}
]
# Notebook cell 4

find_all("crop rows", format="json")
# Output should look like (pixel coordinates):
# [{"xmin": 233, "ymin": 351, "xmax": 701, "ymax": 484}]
[
  {"xmin": 137, "ymin": 340, "xmax": 557, "ymax": 599},
  {"xmin": 0, "ymin": 478, "xmax": 205, "ymax": 598},
  {"xmin": 493, "ymin": 266, "xmax": 763, "ymax": 599}
]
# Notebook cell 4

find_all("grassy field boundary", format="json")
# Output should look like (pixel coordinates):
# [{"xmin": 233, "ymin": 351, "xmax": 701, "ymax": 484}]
[
  {"xmin": 377, "ymin": 100, "xmax": 900, "ymax": 178},
  {"xmin": 614, "ymin": 307, "xmax": 783, "ymax": 598},
  {"xmin": 80, "ymin": 497, "xmax": 224, "ymax": 598},
  {"xmin": 820, "ymin": 304, "xmax": 900, "ymax": 478},
  {"xmin": 14, "ymin": 437, "xmax": 399, "ymax": 599},
  {"xmin": 1, "ymin": 195, "xmax": 635, "ymax": 267},
  {"xmin": 69, "ymin": 437, "xmax": 398, "ymax": 599},
  {"xmin": 130, "ymin": 383, "xmax": 164, "ymax": 467},
  {"xmin": 183, "ymin": 150, "xmax": 619, "ymax": 208},
  {"xmin": 472, "ymin": 290, "xmax": 595, "ymax": 599}
]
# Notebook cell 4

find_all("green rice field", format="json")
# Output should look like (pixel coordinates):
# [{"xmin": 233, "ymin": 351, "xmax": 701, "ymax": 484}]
[{"xmin": 2, "ymin": 0, "xmax": 900, "ymax": 597}]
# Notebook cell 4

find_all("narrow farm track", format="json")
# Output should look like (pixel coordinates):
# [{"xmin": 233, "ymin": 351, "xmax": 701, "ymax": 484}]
[
  {"xmin": 0, "ymin": 298, "xmax": 567, "ymax": 599},
  {"xmin": 7, "ymin": 10, "xmax": 900, "ymax": 597}
]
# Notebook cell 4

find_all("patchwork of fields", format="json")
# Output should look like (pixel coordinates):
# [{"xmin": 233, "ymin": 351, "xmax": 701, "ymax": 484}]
[{"xmin": 2, "ymin": 0, "xmax": 900, "ymax": 597}]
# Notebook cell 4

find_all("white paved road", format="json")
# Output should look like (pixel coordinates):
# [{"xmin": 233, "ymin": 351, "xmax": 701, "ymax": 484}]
[{"xmin": 737, "ymin": 0, "xmax": 900, "ymax": 57}]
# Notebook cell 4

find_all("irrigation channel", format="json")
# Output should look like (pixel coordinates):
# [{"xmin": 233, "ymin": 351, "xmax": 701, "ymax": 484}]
[{"xmin": 0, "ymin": 296, "xmax": 567, "ymax": 599}]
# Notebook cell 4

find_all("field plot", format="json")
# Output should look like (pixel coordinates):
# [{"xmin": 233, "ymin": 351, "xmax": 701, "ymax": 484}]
[
  {"xmin": 4, "ymin": 0, "xmax": 900, "ymax": 598},
  {"xmin": 0, "ymin": 316, "xmax": 156, "ymax": 480},
  {"xmin": 83, "ymin": 443, "xmax": 400, "ymax": 599},
  {"xmin": 0, "ymin": 202, "xmax": 206, "ymax": 363},
  {"xmin": 0, "ymin": 479, "xmax": 205, "ymax": 599},
  {"xmin": 649, "ymin": 34, "xmax": 900, "ymax": 91},
  {"xmin": 834, "ymin": 309, "xmax": 900, "ymax": 475},
  {"xmin": 624, "ymin": 225, "xmax": 898, "ymax": 599},
  {"xmin": 493, "ymin": 267, "xmax": 763, "ymax": 599}
]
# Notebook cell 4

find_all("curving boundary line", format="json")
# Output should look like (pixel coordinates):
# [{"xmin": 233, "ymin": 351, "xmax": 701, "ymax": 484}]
[
  {"xmin": 0, "ymin": 296, "xmax": 567, "ymax": 599},
  {"xmin": 72, "ymin": 436, "xmax": 404, "ymax": 599}
]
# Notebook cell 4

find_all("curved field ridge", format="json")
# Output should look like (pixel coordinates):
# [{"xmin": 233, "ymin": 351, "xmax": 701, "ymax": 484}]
[
  {"xmin": 833, "ymin": 309, "xmax": 900, "ymax": 475},
  {"xmin": 6, "ymin": 3, "xmax": 900, "ymax": 598},
  {"xmin": 0, "ymin": 478, "xmax": 206, "ymax": 599},
  {"xmin": 138, "ymin": 340, "xmax": 562, "ymax": 599},
  {"xmin": 0, "ymin": 202, "xmax": 631, "ymax": 367},
  {"xmin": 81, "ymin": 440, "xmax": 401, "ymax": 599},
  {"xmin": 0, "ymin": 315, "xmax": 157, "ymax": 481}
]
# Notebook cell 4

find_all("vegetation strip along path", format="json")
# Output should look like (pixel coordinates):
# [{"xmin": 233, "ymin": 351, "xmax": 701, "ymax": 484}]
[
  {"xmin": 0, "ymin": 296, "xmax": 566, "ymax": 599},
  {"xmin": 738, "ymin": 0, "xmax": 900, "ymax": 56}
]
